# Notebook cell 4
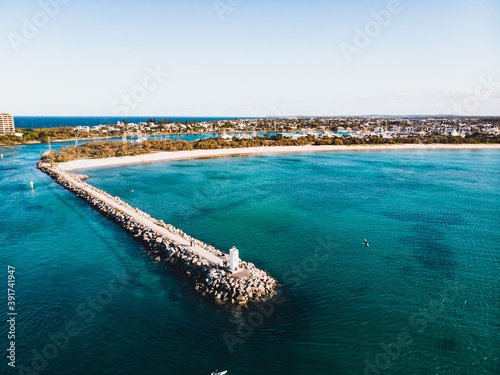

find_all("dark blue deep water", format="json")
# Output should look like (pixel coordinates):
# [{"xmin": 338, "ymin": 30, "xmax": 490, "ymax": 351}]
[
  {"xmin": 1, "ymin": 143, "xmax": 499, "ymax": 375},
  {"xmin": 15, "ymin": 116, "xmax": 249, "ymax": 129}
]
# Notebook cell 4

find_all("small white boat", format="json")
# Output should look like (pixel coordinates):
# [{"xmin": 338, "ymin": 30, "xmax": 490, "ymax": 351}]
[
  {"xmin": 134, "ymin": 133, "xmax": 149, "ymax": 144},
  {"xmin": 211, "ymin": 371, "xmax": 228, "ymax": 375}
]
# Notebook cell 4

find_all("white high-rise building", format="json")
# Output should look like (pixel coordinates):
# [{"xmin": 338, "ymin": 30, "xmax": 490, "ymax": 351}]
[{"xmin": 0, "ymin": 113, "xmax": 15, "ymax": 135}]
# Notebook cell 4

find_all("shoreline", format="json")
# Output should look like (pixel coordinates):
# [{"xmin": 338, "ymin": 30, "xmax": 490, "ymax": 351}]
[
  {"xmin": 57, "ymin": 143, "xmax": 500, "ymax": 171},
  {"xmin": 0, "ymin": 131, "xmax": 255, "ymax": 146}
]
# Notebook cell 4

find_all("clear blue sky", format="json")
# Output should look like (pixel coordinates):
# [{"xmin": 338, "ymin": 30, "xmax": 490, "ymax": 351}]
[{"xmin": 1, "ymin": 0, "xmax": 499, "ymax": 116}]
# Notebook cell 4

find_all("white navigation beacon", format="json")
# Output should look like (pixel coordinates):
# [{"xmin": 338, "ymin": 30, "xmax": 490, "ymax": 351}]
[{"xmin": 229, "ymin": 247, "xmax": 239, "ymax": 271}]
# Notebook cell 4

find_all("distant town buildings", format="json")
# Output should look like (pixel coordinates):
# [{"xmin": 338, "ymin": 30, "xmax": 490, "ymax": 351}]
[
  {"xmin": 0, "ymin": 113, "xmax": 15, "ymax": 135},
  {"xmin": 40, "ymin": 116, "xmax": 500, "ymax": 142},
  {"xmin": 72, "ymin": 126, "xmax": 90, "ymax": 132}
]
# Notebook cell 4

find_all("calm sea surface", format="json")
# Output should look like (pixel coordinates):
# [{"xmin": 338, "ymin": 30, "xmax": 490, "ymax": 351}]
[
  {"xmin": 15, "ymin": 116, "xmax": 251, "ymax": 129},
  {"xmin": 1, "ymin": 142, "xmax": 499, "ymax": 375}
]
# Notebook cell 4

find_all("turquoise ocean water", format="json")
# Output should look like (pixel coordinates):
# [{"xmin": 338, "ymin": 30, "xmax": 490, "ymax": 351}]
[{"xmin": 1, "ymin": 142, "xmax": 499, "ymax": 375}]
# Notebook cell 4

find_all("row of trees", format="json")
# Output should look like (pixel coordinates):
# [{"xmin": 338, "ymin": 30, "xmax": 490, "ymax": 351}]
[
  {"xmin": 41, "ymin": 134, "xmax": 500, "ymax": 164},
  {"xmin": 0, "ymin": 127, "xmax": 79, "ymax": 145},
  {"xmin": 315, "ymin": 134, "xmax": 500, "ymax": 146},
  {"xmin": 43, "ymin": 136, "xmax": 310, "ymax": 163}
]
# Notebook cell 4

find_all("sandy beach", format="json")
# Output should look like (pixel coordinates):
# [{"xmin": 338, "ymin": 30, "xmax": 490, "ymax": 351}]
[{"xmin": 57, "ymin": 143, "xmax": 500, "ymax": 171}]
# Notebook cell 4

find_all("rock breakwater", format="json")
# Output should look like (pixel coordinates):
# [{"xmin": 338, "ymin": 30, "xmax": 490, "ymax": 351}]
[{"xmin": 37, "ymin": 162, "xmax": 277, "ymax": 306}]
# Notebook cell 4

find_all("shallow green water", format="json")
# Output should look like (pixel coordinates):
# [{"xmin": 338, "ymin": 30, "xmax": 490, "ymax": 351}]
[{"xmin": 1, "ymin": 144, "xmax": 499, "ymax": 374}]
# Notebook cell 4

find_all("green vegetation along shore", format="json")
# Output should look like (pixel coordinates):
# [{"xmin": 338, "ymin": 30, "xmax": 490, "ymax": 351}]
[
  {"xmin": 41, "ymin": 133, "xmax": 500, "ymax": 164},
  {"xmin": 0, "ymin": 127, "xmax": 80, "ymax": 145}
]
